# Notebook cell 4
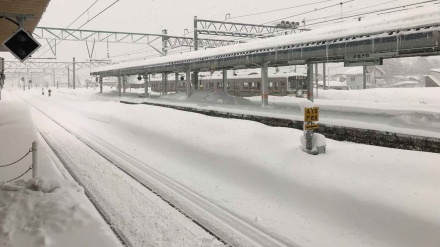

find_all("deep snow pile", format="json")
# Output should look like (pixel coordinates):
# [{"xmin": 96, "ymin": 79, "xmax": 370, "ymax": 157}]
[
  {"xmin": 159, "ymin": 90, "xmax": 253, "ymax": 105},
  {"xmin": 0, "ymin": 98, "xmax": 37, "ymax": 183},
  {"xmin": 316, "ymin": 87, "xmax": 440, "ymax": 105},
  {"xmin": 0, "ymin": 178, "xmax": 116, "ymax": 247}
]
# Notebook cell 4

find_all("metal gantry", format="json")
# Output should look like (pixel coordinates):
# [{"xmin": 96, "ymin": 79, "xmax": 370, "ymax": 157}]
[
  {"xmin": 4, "ymin": 60, "xmax": 111, "ymax": 73},
  {"xmin": 33, "ymin": 27, "xmax": 239, "ymax": 57},
  {"xmin": 195, "ymin": 18, "xmax": 308, "ymax": 38}
]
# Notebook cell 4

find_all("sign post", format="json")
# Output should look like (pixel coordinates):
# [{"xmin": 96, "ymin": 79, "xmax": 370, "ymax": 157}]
[
  {"xmin": 303, "ymin": 105, "xmax": 326, "ymax": 154},
  {"xmin": 304, "ymin": 107, "xmax": 319, "ymax": 130},
  {"xmin": 305, "ymin": 64, "xmax": 314, "ymax": 152},
  {"xmin": 304, "ymin": 106, "xmax": 321, "ymax": 154}
]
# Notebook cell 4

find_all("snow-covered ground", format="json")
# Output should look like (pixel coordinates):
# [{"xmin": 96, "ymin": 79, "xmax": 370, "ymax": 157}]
[
  {"xmin": 2, "ymin": 86, "xmax": 438, "ymax": 247},
  {"xmin": 0, "ymin": 93, "xmax": 122, "ymax": 247},
  {"xmin": 119, "ymin": 87, "xmax": 440, "ymax": 139}
]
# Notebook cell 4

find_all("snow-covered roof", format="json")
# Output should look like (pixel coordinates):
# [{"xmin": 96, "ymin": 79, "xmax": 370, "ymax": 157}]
[
  {"xmin": 330, "ymin": 66, "xmax": 384, "ymax": 76},
  {"xmin": 92, "ymin": 8, "xmax": 440, "ymax": 74},
  {"xmin": 317, "ymin": 80, "xmax": 349, "ymax": 87},
  {"xmin": 392, "ymin": 81, "xmax": 420, "ymax": 86},
  {"xmin": 343, "ymin": 67, "xmax": 365, "ymax": 75}
]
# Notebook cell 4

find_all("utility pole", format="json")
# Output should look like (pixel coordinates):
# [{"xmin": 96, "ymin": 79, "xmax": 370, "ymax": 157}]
[
  {"xmin": 73, "ymin": 57, "xmax": 76, "ymax": 89},
  {"xmin": 162, "ymin": 29, "xmax": 168, "ymax": 95},
  {"xmin": 67, "ymin": 67, "xmax": 70, "ymax": 88},
  {"xmin": 193, "ymin": 16, "xmax": 199, "ymax": 52},
  {"xmin": 193, "ymin": 16, "xmax": 199, "ymax": 90}
]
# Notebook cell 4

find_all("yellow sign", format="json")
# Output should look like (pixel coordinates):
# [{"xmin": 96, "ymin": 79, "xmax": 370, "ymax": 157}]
[
  {"xmin": 305, "ymin": 123, "xmax": 319, "ymax": 130},
  {"xmin": 304, "ymin": 107, "xmax": 319, "ymax": 122}
]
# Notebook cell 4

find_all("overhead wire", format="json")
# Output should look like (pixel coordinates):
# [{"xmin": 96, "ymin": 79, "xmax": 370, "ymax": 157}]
[
  {"xmin": 35, "ymin": 0, "xmax": 100, "ymax": 57},
  {"xmin": 305, "ymin": 0, "xmax": 398, "ymax": 23},
  {"xmin": 116, "ymin": 0, "xmax": 357, "ymax": 62},
  {"xmin": 202, "ymin": 0, "xmax": 436, "ymax": 45},
  {"xmin": 37, "ymin": 0, "xmax": 121, "ymax": 58},
  {"xmin": 261, "ymin": 0, "xmax": 356, "ymax": 25},
  {"xmin": 228, "ymin": 0, "xmax": 335, "ymax": 20},
  {"xmin": 182, "ymin": 0, "xmax": 357, "ymax": 43},
  {"xmin": 66, "ymin": 0, "xmax": 100, "ymax": 29},
  {"xmin": 306, "ymin": 0, "xmax": 439, "ymax": 28}
]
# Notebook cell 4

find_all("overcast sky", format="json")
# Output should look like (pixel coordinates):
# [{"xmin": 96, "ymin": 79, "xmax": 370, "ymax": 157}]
[{"xmin": 0, "ymin": 0, "xmax": 432, "ymax": 72}]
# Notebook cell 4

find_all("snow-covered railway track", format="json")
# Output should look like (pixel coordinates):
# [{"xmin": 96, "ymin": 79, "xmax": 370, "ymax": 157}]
[
  {"xmin": 20, "ymin": 96, "xmax": 296, "ymax": 247},
  {"xmin": 37, "ymin": 129, "xmax": 130, "ymax": 247}
]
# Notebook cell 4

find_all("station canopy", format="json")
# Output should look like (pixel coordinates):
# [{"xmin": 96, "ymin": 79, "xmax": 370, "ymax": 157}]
[{"xmin": 0, "ymin": 0, "xmax": 51, "ymax": 52}]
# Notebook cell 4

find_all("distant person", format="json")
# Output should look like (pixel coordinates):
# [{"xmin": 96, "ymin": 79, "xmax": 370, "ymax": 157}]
[
  {"xmin": 48, "ymin": 89, "xmax": 52, "ymax": 97},
  {"xmin": 42, "ymin": 88, "xmax": 44, "ymax": 95}
]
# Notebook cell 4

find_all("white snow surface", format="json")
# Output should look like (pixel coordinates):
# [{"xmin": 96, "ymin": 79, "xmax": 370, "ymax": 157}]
[
  {"xmin": 92, "ymin": 8, "xmax": 440, "ymax": 73},
  {"xmin": 0, "ymin": 92, "xmax": 121, "ymax": 247},
  {"xmin": 7, "ymin": 86, "xmax": 440, "ymax": 247},
  {"xmin": 123, "ymin": 87, "xmax": 440, "ymax": 139},
  {"xmin": 0, "ymin": 178, "xmax": 117, "ymax": 247}
]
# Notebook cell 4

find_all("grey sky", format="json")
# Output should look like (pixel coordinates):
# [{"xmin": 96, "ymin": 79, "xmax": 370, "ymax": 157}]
[{"xmin": 0, "ymin": 0, "xmax": 428, "ymax": 66}]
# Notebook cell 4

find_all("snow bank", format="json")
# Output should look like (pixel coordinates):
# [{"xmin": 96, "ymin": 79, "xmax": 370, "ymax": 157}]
[
  {"xmin": 299, "ymin": 99, "xmax": 314, "ymax": 114},
  {"xmin": 317, "ymin": 87, "xmax": 440, "ymax": 105},
  {"xmin": 160, "ymin": 90, "xmax": 253, "ymax": 105},
  {"xmin": 0, "ymin": 178, "xmax": 115, "ymax": 247},
  {"xmin": 0, "ymin": 99, "xmax": 36, "ymax": 183},
  {"xmin": 300, "ymin": 131, "xmax": 327, "ymax": 154}
]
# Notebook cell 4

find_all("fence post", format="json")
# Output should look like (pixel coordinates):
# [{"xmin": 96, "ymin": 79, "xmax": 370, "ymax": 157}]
[{"xmin": 32, "ymin": 141, "xmax": 38, "ymax": 177}]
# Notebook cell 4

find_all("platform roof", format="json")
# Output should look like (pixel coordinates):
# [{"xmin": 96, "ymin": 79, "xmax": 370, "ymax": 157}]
[{"xmin": 0, "ymin": 0, "xmax": 51, "ymax": 52}]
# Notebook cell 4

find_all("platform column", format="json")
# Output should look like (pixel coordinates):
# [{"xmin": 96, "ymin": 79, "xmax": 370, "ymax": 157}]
[
  {"xmin": 186, "ymin": 70, "xmax": 191, "ymax": 98},
  {"xmin": 315, "ymin": 63, "xmax": 319, "ymax": 98},
  {"xmin": 118, "ymin": 75, "xmax": 122, "ymax": 96},
  {"xmin": 223, "ymin": 69, "xmax": 227, "ymax": 93},
  {"xmin": 261, "ymin": 62, "xmax": 269, "ymax": 106},
  {"xmin": 122, "ymin": 75, "xmax": 126, "ymax": 94},
  {"xmin": 194, "ymin": 70, "xmax": 199, "ymax": 90},
  {"xmin": 99, "ymin": 77, "xmax": 103, "ymax": 93},
  {"xmin": 175, "ymin": 72, "xmax": 179, "ymax": 92},
  {"xmin": 144, "ymin": 74, "xmax": 149, "ymax": 98},
  {"xmin": 161, "ymin": 73, "xmax": 167, "ymax": 95},
  {"xmin": 323, "ymin": 63, "xmax": 327, "ymax": 90},
  {"xmin": 363, "ymin": 65, "xmax": 367, "ymax": 89}
]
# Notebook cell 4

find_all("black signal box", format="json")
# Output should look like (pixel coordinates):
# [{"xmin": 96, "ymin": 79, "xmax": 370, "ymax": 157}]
[{"xmin": 2, "ymin": 28, "xmax": 41, "ymax": 62}]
